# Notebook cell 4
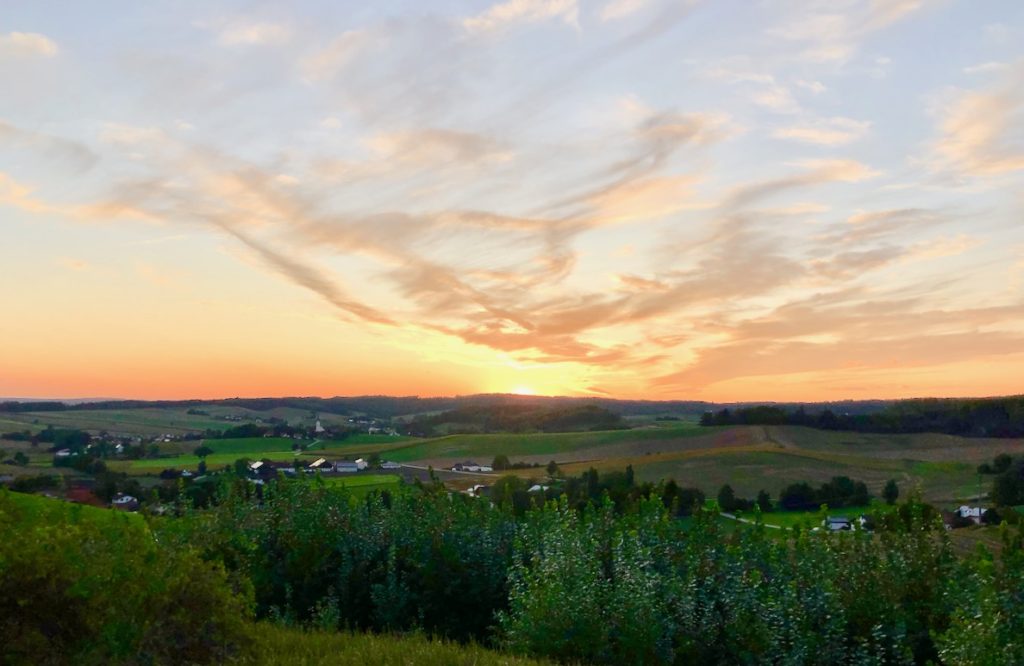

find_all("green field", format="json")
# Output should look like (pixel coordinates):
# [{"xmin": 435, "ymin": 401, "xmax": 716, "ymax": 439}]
[
  {"xmin": 126, "ymin": 450, "xmax": 300, "ymax": 472},
  {"xmin": 320, "ymin": 474, "xmax": 402, "ymax": 495},
  {"xmin": 202, "ymin": 437, "xmax": 311, "ymax": 454},
  {"xmin": 245, "ymin": 623, "xmax": 551, "ymax": 665},
  {"xmin": 381, "ymin": 423, "xmax": 710, "ymax": 462},
  {"xmin": 0, "ymin": 408, "xmax": 232, "ymax": 435},
  {"xmin": 0, "ymin": 489, "xmax": 144, "ymax": 526}
]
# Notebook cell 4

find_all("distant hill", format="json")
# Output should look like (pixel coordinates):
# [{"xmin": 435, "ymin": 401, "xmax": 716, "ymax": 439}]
[{"xmin": 0, "ymin": 393, "xmax": 895, "ymax": 419}]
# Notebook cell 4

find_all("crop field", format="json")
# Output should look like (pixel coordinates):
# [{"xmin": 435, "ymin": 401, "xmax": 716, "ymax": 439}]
[
  {"xmin": 201, "ymin": 437, "xmax": 311, "ymax": 455},
  {"xmin": 1, "ymin": 408, "xmax": 228, "ymax": 435},
  {"xmin": 380, "ymin": 422, "xmax": 712, "ymax": 462},
  {"xmin": 321, "ymin": 474, "xmax": 401, "ymax": 489},
  {"xmin": 125, "ymin": 450, "xmax": 301, "ymax": 472}
]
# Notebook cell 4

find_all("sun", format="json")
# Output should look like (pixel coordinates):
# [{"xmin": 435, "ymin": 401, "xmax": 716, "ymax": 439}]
[{"xmin": 511, "ymin": 385, "xmax": 536, "ymax": 396}]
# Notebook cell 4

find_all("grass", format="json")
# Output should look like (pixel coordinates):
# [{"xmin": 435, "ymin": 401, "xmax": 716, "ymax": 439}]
[
  {"xmin": 320, "ymin": 474, "xmax": 403, "ymax": 496},
  {"xmin": 243, "ymin": 623, "xmax": 552, "ymax": 666},
  {"xmin": 0, "ymin": 489, "xmax": 144, "ymax": 527},
  {"xmin": 202, "ymin": 437, "xmax": 311, "ymax": 454},
  {"xmin": 2, "ymin": 408, "xmax": 229, "ymax": 435},
  {"xmin": 125, "ymin": 450, "xmax": 300, "ymax": 472},
  {"xmin": 382, "ymin": 423, "xmax": 710, "ymax": 462}
]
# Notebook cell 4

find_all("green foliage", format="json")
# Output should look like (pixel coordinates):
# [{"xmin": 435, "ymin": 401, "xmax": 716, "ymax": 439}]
[
  {"xmin": 243, "ymin": 623, "xmax": 553, "ymax": 665},
  {"xmin": 0, "ymin": 490, "xmax": 253, "ymax": 664},
  {"xmin": 884, "ymin": 478, "xmax": 900, "ymax": 505}
]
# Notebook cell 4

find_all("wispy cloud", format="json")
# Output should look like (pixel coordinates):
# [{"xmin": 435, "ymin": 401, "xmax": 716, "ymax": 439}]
[
  {"xmin": 930, "ymin": 62, "xmax": 1024, "ymax": 177},
  {"xmin": 0, "ymin": 31, "xmax": 58, "ymax": 58},
  {"xmin": 463, "ymin": 0, "xmax": 579, "ymax": 33},
  {"xmin": 773, "ymin": 117, "xmax": 871, "ymax": 146}
]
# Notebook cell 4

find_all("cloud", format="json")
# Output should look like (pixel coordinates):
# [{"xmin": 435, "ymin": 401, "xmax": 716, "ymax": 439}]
[
  {"xmin": 773, "ymin": 117, "xmax": 871, "ymax": 146},
  {"xmin": 364, "ymin": 128, "xmax": 509, "ymax": 167},
  {"xmin": 962, "ymin": 61, "xmax": 1008, "ymax": 75},
  {"xmin": 0, "ymin": 31, "xmax": 58, "ymax": 58},
  {"xmin": 0, "ymin": 120, "xmax": 98, "ymax": 173},
  {"xmin": 463, "ymin": 0, "xmax": 579, "ymax": 33},
  {"xmin": 723, "ymin": 160, "xmax": 881, "ymax": 210},
  {"xmin": 599, "ymin": 0, "xmax": 649, "ymax": 22},
  {"xmin": 300, "ymin": 29, "xmax": 375, "ymax": 82},
  {"xmin": 768, "ymin": 0, "xmax": 935, "ymax": 64},
  {"xmin": 930, "ymin": 62, "xmax": 1024, "ymax": 177},
  {"xmin": 218, "ymin": 22, "xmax": 292, "ymax": 46}
]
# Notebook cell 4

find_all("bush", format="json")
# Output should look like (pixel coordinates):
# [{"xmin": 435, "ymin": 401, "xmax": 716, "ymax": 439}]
[{"xmin": 0, "ymin": 491, "xmax": 253, "ymax": 664}]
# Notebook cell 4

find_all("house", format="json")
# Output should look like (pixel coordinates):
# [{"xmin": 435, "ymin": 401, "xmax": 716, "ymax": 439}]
[
  {"xmin": 55, "ymin": 449, "xmax": 73, "ymax": 458},
  {"xmin": 249, "ymin": 461, "xmax": 264, "ymax": 472},
  {"xmin": 957, "ymin": 505, "xmax": 986, "ymax": 524},
  {"xmin": 380, "ymin": 460, "xmax": 401, "ymax": 470},
  {"xmin": 180, "ymin": 470, "xmax": 193, "ymax": 478},
  {"xmin": 114, "ymin": 443, "xmax": 124, "ymax": 455},
  {"xmin": 335, "ymin": 461, "xmax": 360, "ymax": 473},
  {"xmin": 466, "ymin": 484, "xmax": 491, "ymax": 498},
  {"xmin": 355, "ymin": 458, "xmax": 369, "ymax": 470},
  {"xmin": 528, "ymin": 484, "xmax": 549, "ymax": 493},
  {"xmin": 315, "ymin": 419, "xmax": 325, "ymax": 434},
  {"xmin": 308, "ymin": 458, "xmax": 333, "ymax": 473},
  {"xmin": 112, "ymin": 493, "xmax": 139, "ymax": 512},
  {"xmin": 824, "ymin": 516, "xmax": 852, "ymax": 531},
  {"xmin": 451, "ymin": 461, "xmax": 493, "ymax": 472}
]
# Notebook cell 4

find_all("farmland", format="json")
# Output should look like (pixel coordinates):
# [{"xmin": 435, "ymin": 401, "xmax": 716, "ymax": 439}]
[{"xmin": 5, "ymin": 399, "xmax": 1024, "ymax": 507}]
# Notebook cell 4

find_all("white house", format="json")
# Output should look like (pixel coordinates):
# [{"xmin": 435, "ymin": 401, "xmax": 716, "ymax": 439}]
[
  {"xmin": 824, "ymin": 516, "xmax": 852, "ymax": 531},
  {"xmin": 55, "ymin": 449, "xmax": 72, "ymax": 458},
  {"xmin": 957, "ymin": 506, "xmax": 986, "ymax": 524},
  {"xmin": 315, "ymin": 419, "xmax": 325, "ymax": 434},
  {"xmin": 380, "ymin": 460, "xmax": 401, "ymax": 470},
  {"xmin": 528, "ymin": 484, "xmax": 549, "ymax": 493},
  {"xmin": 355, "ymin": 458, "xmax": 369, "ymax": 470},
  {"xmin": 112, "ymin": 493, "xmax": 139, "ymax": 511},
  {"xmin": 335, "ymin": 461, "xmax": 359, "ymax": 473}
]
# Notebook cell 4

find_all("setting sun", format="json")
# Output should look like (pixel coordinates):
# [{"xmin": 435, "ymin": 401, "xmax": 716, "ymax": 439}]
[{"xmin": 511, "ymin": 386, "xmax": 536, "ymax": 396}]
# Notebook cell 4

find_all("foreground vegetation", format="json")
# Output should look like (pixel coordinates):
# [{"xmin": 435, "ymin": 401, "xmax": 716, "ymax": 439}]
[{"xmin": 10, "ymin": 473, "xmax": 1018, "ymax": 665}]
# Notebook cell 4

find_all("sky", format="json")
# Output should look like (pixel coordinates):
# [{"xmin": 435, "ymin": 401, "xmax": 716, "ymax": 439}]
[{"xmin": 1, "ymin": 0, "xmax": 1023, "ymax": 402}]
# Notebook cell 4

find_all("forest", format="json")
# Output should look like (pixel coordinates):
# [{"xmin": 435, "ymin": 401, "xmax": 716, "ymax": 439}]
[
  {"xmin": 4, "ymin": 474, "xmax": 1023, "ymax": 665},
  {"xmin": 701, "ymin": 396, "xmax": 1024, "ymax": 437}
]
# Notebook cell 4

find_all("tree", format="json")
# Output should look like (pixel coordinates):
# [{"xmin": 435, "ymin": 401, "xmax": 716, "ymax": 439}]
[
  {"xmin": 194, "ymin": 445, "xmax": 214, "ymax": 459},
  {"xmin": 993, "ymin": 453, "xmax": 1013, "ymax": 473},
  {"xmin": 756, "ymin": 489, "xmax": 772, "ymax": 512},
  {"xmin": 546, "ymin": 460, "xmax": 560, "ymax": 478},
  {"xmin": 198, "ymin": 460, "xmax": 208, "ymax": 476},
  {"xmin": 717, "ymin": 484, "xmax": 737, "ymax": 512},
  {"xmin": 625, "ymin": 464, "xmax": 635, "ymax": 487},
  {"xmin": 492, "ymin": 454, "xmax": 510, "ymax": 471},
  {"xmin": 883, "ymin": 479, "xmax": 900, "ymax": 505},
  {"xmin": 13, "ymin": 451, "xmax": 29, "ymax": 466}
]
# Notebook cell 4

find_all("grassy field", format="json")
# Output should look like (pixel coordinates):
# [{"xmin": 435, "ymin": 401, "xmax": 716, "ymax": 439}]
[
  {"xmin": 125, "ymin": 450, "xmax": 300, "ymax": 472},
  {"xmin": 202, "ymin": 437, "xmax": 310, "ymax": 454},
  {"xmin": 0, "ymin": 489, "xmax": 144, "ymax": 526},
  {"xmin": 381, "ymin": 422, "xmax": 711, "ymax": 462},
  {"xmin": 244, "ymin": 623, "xmax": 551, "ymax": 665},
  {"xmin": 320, "ymin": 474, "xmax": 402, "ymax": 496},
  {"xmin": 0, "ymin": 408, "xmax": 228, "ymax": 435}
]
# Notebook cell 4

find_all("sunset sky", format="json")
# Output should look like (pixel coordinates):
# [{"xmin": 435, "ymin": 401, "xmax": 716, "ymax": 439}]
[{"xmin": 2, "ymin": 0, "xmax": 1023, "ymax": 402}]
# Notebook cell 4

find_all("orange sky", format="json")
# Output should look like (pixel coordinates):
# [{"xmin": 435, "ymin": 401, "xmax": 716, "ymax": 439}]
[{"xmin": 2, "ymin": 1, "xmax": 1024, "ymax": 402}]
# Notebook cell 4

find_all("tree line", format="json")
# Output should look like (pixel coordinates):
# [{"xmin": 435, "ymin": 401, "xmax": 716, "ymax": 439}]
[{"xmin": 701, "ymin": 395, "xmax": 1024, "ymax": 437}]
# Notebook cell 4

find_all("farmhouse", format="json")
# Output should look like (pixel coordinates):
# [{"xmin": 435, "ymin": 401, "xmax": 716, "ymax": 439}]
[
  {"xmin": 824, "ymin": 516, "xmax": 852, "ymax": 531},
  {"xmin": 55, "ymin": 449, "xmax": 73, "ymax": 458},
  {"xmin": 308, "ymin": 458, "xmax": 333, "ymax": 473},
  {"xmin": 355, "ymin": 458, "xmax": 369, "ymax": 470},
  {"xmin": 335, "ymin": 461, "xmax": 360, "ymax": 473},
  {"xmin": 957, "ymin": 505, "xmax": 987, "ymax": 524},
  {"xmin": 452, "ymin": 461, "xmax": 493, "ymax": 472},
  {"xmin": 528, "ymin": 484, "xmax": 549, "ymax": 493},
  {"xmin": 380, "ymin": 460, "xmax": 401, "ymax": 470},
  {"xmin": 112, "ymin": 493, "xmax": 139, "ymax": 511}
]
